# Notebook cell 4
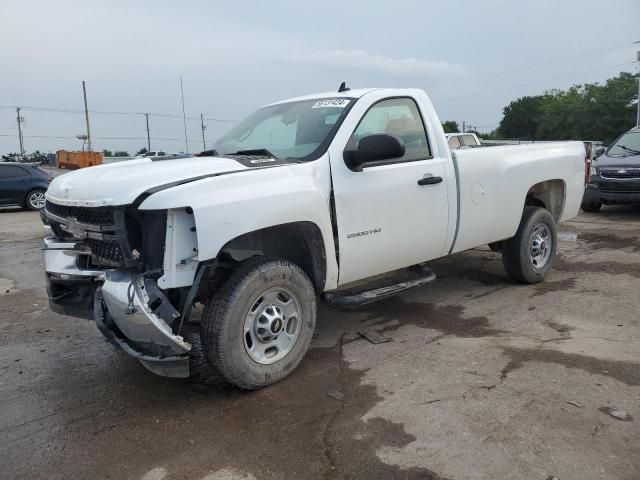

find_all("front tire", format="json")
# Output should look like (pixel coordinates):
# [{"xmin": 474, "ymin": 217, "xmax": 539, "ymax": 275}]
[
  {"xmin": 200, "ymin": 257, "xmax": 316, "ymax": 390},
  {"xmin": 26, "ymin": 189, "xmax": 46, "ymax": 211},
  {"xmin": 581, "ymin": 201, "xmax": 602, "ymax": 213},
  {"xmin": 502, "ymin": 206, "xmax": 557, "ymax": 284}
]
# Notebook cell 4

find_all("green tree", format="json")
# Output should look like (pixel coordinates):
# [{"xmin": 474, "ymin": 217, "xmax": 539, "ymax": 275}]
[
  {"xmin": 441, "ymin": 120, "xmax": 460, "ymax": 133},
  {"xmin": 102, "ymin": 149, "xmax": 113, "ymax": 157},
  {"xmin": 136, "ymin": 147, "xmax": 148, "ymax": 155},
  {"xmin": 114, "ymin": 151, "xmax": 130, "ymax": 157},
  {"xmin": 498, "ymin": 95, "xmax": 545, "ymax": 139},
  {"xmin": 498, "ymin": 72, "xmax": 638, "ymax": 144}
]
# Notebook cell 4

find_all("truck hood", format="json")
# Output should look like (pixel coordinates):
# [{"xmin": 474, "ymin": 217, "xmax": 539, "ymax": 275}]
[
  {"xmin": 46, "ymin": 156, "xmax": 255, "ymax": 207},
  {"xmin": 595, "ymin": 152, "xmax": 640, "ymax": 168}
]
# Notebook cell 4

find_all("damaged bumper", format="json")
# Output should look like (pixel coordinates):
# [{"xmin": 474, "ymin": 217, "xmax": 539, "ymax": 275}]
[{"xmin": 42, "ymin": 236, "xmax": 191, "ymax": 378}]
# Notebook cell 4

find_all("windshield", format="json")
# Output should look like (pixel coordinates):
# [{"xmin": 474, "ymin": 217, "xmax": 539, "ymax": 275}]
[
  {"xmin": 607, "ymin": 130, "xmax": 640, "ymax": 157},
  {"xmin": 214, "ymin": 98, "xmax": 354, "ymax": 161}
]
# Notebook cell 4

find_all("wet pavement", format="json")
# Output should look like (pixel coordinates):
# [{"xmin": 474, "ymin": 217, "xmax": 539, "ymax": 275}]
[{"xmin": 1, "ymin": 205, "xmax": 639, "ymax": 480}]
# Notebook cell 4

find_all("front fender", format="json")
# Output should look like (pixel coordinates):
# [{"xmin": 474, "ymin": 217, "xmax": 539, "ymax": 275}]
[{"xmin": 138, "ymin": 161, "xmax": 338, "ymax": 290}]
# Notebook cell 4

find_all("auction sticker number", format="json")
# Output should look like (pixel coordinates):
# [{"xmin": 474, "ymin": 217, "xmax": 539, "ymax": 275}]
[{"xmin": 312, "ymin": 99, "xmax": 350, "ymax": 109}]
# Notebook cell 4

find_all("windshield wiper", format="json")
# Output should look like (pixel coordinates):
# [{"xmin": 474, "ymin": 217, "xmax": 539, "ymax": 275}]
[
  {"xmin": 617, "ymin": 145, "xmax": 640, "ymax": 155},
  {"xmin": 225, "ymin": 148, "xmax": 278, "ymax": 158}
]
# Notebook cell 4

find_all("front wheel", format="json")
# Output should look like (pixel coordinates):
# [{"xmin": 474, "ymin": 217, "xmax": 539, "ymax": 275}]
[
  {"xmin": 581, "ymin": 201, "xmax": 602, "ymax": 213},
  {"xmin": 26, "ymin": 189, "xmax": 46, "ymax": 211},
  {"xmin": 502, "ymin": 206, "xmax": 557, "ymax": 284},
  {"xmin": 200, "ymin": 257, "xmax": 316, "ymax": 390}
]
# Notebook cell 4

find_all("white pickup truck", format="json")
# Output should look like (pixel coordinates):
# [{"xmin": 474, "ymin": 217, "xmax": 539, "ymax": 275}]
[{"xmin": 41, "ymin": 86, "xmax": 586, "ymax": 389}]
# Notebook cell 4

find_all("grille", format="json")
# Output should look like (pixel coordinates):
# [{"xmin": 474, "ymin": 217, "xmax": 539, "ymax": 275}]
[
  {"xmin": 600, "ymin": 168, "xmax": 640, "ymax": 179},
  {"xmin": 84, "ymin": 238, "xmax": 124, "ymax": 266},
  {"xmin": 45, "ymin": 200, "xmax": 114, "ymax": 226}
]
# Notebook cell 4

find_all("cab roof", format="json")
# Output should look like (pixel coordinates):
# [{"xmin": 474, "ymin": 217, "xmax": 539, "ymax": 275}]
[{"xmin": 265, "ymin": 88, "xmax": 381, "ymax": 106}]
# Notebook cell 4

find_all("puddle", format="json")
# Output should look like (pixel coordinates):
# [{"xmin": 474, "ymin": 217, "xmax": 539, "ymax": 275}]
[{"xmin": 500, "ymin": 347, "xmax": 640, "ymax": 386}]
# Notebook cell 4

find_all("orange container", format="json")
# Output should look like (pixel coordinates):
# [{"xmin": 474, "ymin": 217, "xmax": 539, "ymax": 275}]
[{"xmin": 56, "ymin": 150, "xmax": 103, "ymax": 169}]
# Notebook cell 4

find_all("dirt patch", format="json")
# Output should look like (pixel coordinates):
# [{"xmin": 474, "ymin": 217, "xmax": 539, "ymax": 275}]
[
  {"xmin": 500, "ymin": 347, "xmax": 640, "ymax": 386},
  {"xmin": 358, "ymin": 298, "xmax": 503, "ymax": 339},
  {"xmin": 554, "ymin": 256, "xmax": 640, "ymax": 279},
  {"xmin": 531, "ymin": 277, "xmax": 577, "ymax": 297},
  {"xmin": 579, "ymin": 232, "xmax": 640, "ymax": 253}
]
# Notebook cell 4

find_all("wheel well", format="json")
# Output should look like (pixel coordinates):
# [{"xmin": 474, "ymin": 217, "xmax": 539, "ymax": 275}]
[
  {"xmin": 525, "ymin": 179, "xmax": 565, "ymax": 222},
  {"xmin": 218, "ymin": 222, "xmax": 327, "ymax": 291}
]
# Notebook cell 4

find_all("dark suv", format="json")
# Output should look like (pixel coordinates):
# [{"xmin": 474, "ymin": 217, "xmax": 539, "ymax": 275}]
[
  {"xmin": 582, "ymin": 127, "xmax": 640, "ymax": 212},
  {"xmin": 0, "ymin": 163, "xmax": 52, "ymax": 210}
]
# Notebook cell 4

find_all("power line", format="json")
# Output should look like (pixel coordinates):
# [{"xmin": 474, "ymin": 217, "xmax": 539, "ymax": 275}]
[
  {"xmin": 0, "ymin": 105, "xmax": 238, "ymax": 123},
  {"xmin": 0, "ymin": 133, "xmax": 205, "ymax": 143}
]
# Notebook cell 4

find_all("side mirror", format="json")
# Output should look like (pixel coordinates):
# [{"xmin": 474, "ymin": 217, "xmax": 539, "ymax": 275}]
[
  {"xmin": 344, "ymin": 134, "xmax": 405, "ymax": 171},
  {"xmin": 594, "ymin": 147, "xmax": 605, "ymax": 158}
]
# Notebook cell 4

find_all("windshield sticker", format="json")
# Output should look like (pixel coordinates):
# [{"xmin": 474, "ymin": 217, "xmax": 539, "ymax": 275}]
[{"xmin": 312, "ymin": 99, "xmax": 350, "ymax": 109}]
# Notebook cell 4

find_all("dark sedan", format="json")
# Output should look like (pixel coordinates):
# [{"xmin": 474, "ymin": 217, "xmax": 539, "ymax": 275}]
[
  {"xmin": 582, "ymin": 127, "xmax": 640, "ymax": 212},
  {"xmin": 0, "ymin": 162, "xmax": 52, "ymax": 210}
]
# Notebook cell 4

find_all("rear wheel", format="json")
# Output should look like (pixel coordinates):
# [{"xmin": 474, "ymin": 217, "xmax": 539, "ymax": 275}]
[
  {"xmin": 26, "ymin": 189, "xmax": 46, "ymax": 211},
  {"xmin": 200, "ymin": 257, "xmax": 316, "ymax": 390},
  {"xmin": 502, "ymin": 206, "xmax": 557, "ymax": 284}
]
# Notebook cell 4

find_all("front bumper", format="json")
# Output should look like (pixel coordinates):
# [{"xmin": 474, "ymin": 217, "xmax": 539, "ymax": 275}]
[
  {"xmin": 584, "ymin": 178, "xmax": 640, "ymax": 205},
  {"xmin": 42, "ymin": 236, "xmax": 191, "ymax": 378}
]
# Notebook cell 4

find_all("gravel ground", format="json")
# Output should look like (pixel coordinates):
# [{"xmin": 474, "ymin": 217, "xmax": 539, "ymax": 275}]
[{"xmin": 0, "ymin": 205, "xmax": 638, "ymax": 480}]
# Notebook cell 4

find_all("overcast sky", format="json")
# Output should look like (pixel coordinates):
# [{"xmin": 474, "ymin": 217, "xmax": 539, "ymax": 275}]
[{"xmin": 1, "ymin": 0, "xmax": 638, "ymax": 155}]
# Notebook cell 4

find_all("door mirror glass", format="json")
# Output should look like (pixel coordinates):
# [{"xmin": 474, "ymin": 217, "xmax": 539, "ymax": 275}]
[
  {"xmin": 594, "ymin": 147, "xmax": 605, "ymax": 158},
  {"xmin": 344, "ymin": 134, "xmax": 405, "ymax": 171}
]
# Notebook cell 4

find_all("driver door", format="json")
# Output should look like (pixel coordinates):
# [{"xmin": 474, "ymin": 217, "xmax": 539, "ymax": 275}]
[{"xmin": 329, "ymin": 96, "xmax": 450, "ymax": 285}]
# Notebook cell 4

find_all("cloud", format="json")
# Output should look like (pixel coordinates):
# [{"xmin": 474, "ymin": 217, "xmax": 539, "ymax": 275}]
[{"xmin": 291, "ymin": 49, "xmax": 466, "ymax": 78}]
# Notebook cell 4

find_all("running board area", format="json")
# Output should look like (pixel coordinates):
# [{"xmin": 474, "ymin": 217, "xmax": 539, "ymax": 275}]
[{"xmin": 324, "ymin": 266, "xmax": 436, "ymax": 307}]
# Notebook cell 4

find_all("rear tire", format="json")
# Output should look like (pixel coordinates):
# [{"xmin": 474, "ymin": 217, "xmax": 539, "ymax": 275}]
[
  {"xmin": 26, "ymin": 189, "xmax": 46, "ymax": 211},
  {"xmin": 502, "ymin": 206, "xmax": 557, "ymax": 284},
  {"xmin": 581, "ymin": 201, "xmax": 602, "ymax": 213},
  {"xmin": 200, "ymin": 257, "xmax": 316, "ymax": 390}
]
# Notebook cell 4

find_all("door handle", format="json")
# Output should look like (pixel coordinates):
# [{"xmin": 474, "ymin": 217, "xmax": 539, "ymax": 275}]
[{"xmin": 417, "ymin": 176, "xmax": 443, "ymax": 186}]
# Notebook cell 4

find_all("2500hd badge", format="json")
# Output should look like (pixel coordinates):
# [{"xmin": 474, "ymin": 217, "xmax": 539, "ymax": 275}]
[{"xmin": 347, "ymin": 228, "xmax": 382, "ymax": 239}]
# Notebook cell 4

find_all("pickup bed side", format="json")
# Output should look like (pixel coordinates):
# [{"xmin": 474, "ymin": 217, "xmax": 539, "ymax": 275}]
[{"xmin": 450, "ymin": 142, "xmax": 585, "ymax": 253}]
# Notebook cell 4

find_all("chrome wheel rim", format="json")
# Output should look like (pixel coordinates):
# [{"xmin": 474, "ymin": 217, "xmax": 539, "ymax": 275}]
[
  {"xmin": 530, "ymin": 223, "xmax": 552, "ymax": 269},
  {"xmin": 243, "ymin": 286, "xmax": 302, "ymax": 365},
  {"xmin": 30, "ymin": 191, "xmax": 46, "ymax": 209}
]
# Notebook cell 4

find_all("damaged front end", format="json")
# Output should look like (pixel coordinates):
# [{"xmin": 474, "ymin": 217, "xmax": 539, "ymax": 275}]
[{"xmin": 41, "ymin": 200, "xmax": 193, "ymax": 378}]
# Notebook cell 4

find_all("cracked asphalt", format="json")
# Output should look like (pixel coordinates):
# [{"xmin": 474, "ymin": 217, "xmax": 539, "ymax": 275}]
[{"xmin": 1, "ymin": 205, "xmax": 639, "ymax": 480}]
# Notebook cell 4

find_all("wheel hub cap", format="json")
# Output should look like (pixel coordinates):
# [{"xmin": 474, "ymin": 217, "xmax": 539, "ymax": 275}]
[
  {"xmin": 254, "ymin": 305, "xmax": 284, "ymax": 342},
  {"xmin": 529, "ymin": 224, "xmax": 552, "ymax": 269},
  {"xmin": 244, "ymin": 287, "xmax": 302, "ymax": 365},
  {"xmin": 31, "ymin": 192, "xmax": 46, "ymax": 209}
]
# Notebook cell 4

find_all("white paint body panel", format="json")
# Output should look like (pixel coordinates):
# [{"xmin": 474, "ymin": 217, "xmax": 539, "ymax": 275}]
[
  {"xmin": 451, "ymin": 142, "xmax": 585, "ymax": 252},
  {"xmin": 45, "ymin": 156, "xmax": 249, "ymax": 207},
  {"xmin": 327, "ymin": 89, "xmax": 456, "ymax": 285},
  {"xmin": 139, "ymin": 160, "xmax": 340, "ymax": 290}
]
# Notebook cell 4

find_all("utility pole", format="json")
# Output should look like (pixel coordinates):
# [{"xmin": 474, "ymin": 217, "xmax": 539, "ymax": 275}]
[
  {"xmin": 16, "ymin": 107, "xmax": 25, "ymax": 156},
  {"xmin": 82, "ymin": 81, "xmax": 92, "ymax": 151},
  {"xmin": 179, "ymin": 75, "xmax": 189, "ymax": 154},
  {"xmin": 200, "ymin": 113, "xmax": 207, "ymax": 151},
  {"xmin": 462, "ymin": 121, "xmax": 466, "ymax": 133},
  {"xmin": 636, "ymin": 50, "xmax": 640, "ymax": 127},
  {"xmin": 145, "ymin": 113, "xmax": 151, "ymax": 150}
]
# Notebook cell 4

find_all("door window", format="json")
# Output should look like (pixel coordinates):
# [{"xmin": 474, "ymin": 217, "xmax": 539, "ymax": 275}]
[
  {"xmin": 350, "ymin": 98, "xmax": 431, "ymax": 162},
  {"xmin": 0, "ymin": 166, "xmax": 28, "ymax": 178}
]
